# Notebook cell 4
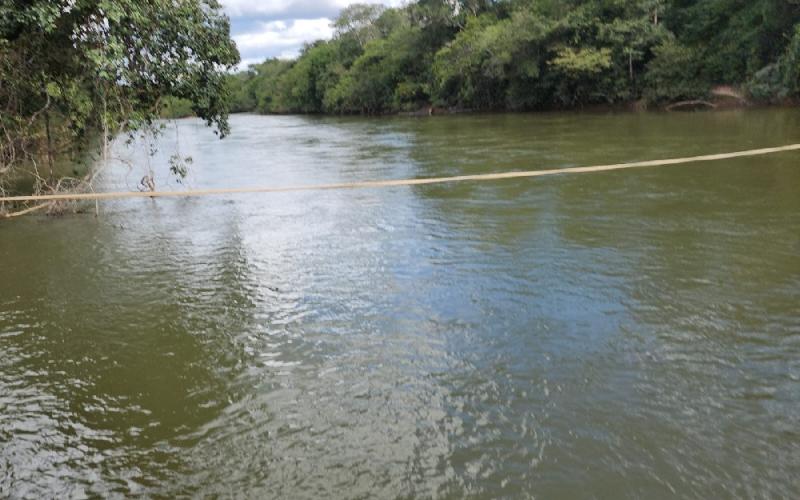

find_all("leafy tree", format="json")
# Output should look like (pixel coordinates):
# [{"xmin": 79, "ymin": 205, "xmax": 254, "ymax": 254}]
[
  {"xmin": 433, "ymin": 14, "xmax": 511, "ymax": 109},
  {"xmin": 225, "ymin": 0, "xmax": 800, "ymax": 116},
  {"xmin": 276, "ymin": 41, "xmax": 340, "ymax": 113},
  {"xmin": 667, "ymin": 0, "xmax": 800, "ymax": 84},
  {"xmin": 548, "ymin": 47, "xmax": 613, "ymax": 105},
  {"xmin": 643, "ymin": 38, "xmax": 707, "ymax": 102},
  {"xmin": 780, "ymin": 24, "xmax": 800, "ymax": 96},
  {"xmin": 332, "ymin": 3, "xmax": 386, "ymax": 49},
  {"xmin": 326, "ymin": 26, "xmax": 428, "ymax": 113},
  {"xmin": 1, "ymin": 0, "xmax": 239, "ymax": 192}
]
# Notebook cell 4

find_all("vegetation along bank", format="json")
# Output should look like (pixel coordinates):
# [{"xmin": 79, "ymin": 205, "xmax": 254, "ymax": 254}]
[
  {"xmin": 0, "ymin": 0, "xmax": 239, "ymax": 205},
  {"xmin": 223, "ymin": 0, "xmax": 800, "ymax": 115}
]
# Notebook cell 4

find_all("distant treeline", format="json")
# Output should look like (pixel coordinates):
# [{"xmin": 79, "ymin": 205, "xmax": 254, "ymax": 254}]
[{"xmin": 226, "ymin": 0, "xmax": 800, "ymax": 115}]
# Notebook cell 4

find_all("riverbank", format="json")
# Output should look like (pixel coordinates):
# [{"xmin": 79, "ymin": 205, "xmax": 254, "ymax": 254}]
[
  {"xmin": 393, "ymin": 86, "xmax": 800, "ymax": 116},
  {"xmin": 219, "ymin": 95, "xmax": 795, "ymax": 121}
]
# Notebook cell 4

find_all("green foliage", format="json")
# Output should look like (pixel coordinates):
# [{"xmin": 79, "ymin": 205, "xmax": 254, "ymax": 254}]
[
  {"xmin": 1, "ymin": 0, "xmax": 239, "ymax": 191},
  {"xmin": 161, "ymin": 98, "xmax": 195, "ymax": 119},
  {"xmin": 644, "ymin": 39, "xmax": 708, "ymax": 103},
  {"xmin": 432, "ymin": 14, "xmax": 514, "ymax": 108},
  {"xmin": 747, "ymin": 24, "xmax": 800, "ymax": 101},
  {"xmin": 227, "ymin": 0, "xmax": 800, "ymax": 115},
  {"xmin": 547, "ymin": 47, "xmax": 615, "ymax": 106},
  {"xmin": 550, "ymin": 47, "xmax": 613, "ymax": 75},
  {"xmin": 781, "ymin": 25, "xmax": 800, "ymax": 96},
  {"xmin": 277, "ymin": 42, "xmax": 342, "ymax": 113},
  {"xmin": 332, "ymin": 3, "xmax": 386, "ymax": 49},
  {"xmin": 325, "ymin": 26, "xmax": 429, "ymax": 113},
  {"xmin": 666, "ymin": 0, "xmax": 800, "ymax": 85},
  {"xmin": 227, "ymin": 59, "xmax": 293, "ymax": 113}
]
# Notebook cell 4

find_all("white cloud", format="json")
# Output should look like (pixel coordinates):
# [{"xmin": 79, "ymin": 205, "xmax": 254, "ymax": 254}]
[
  {"xmin": 234, "ymin": 18, "xmax": 334, "ymax": 61},
  {"xmin": 223, "ymin": 0, "xmax": 394, "ymax": 19},
  {"xmin": 221, "ymin": 0, "xmax": 404, "ymax": 64}
]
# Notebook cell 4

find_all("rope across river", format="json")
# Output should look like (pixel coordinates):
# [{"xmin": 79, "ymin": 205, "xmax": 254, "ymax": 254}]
[{"xmin": 1, "ymin": 143, "xmax": 799, "ymax": 204}]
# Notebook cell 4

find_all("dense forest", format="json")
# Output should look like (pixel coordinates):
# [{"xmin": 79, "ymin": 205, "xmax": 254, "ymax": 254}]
[{"xmin": 227, "ymin": 0, "xmax": 800, "ymax": 115}]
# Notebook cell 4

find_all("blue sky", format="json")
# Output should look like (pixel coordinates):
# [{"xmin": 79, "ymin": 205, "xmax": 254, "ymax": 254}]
[{"xmin": 222, "ymin": 0, "xmax": 403, "ymax": 67}]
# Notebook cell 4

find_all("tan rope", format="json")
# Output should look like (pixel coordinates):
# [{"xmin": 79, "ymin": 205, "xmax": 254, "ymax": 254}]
[{"xmin": 1, "ymin": 143, "xmax": 799, "ymax": 204}]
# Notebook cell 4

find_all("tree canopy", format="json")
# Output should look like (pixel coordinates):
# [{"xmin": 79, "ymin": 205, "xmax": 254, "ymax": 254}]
[
  {"xmin": 228, "ymin": 0, "xmax": 800, "ymax": 115},
  {"xmin": 1, "ymin": 0, "xmax": 239, "ymax": 194}
]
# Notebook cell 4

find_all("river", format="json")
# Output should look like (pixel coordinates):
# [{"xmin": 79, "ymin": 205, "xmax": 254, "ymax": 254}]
[{"xmin": 1, "ymin": 110, "xmax": 799, "ymax": 497}]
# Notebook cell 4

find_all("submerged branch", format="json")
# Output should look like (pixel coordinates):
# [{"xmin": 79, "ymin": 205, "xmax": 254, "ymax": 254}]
[{"xmin": 2, "ymin": 202, "xmax": 51, "ymax": 219}]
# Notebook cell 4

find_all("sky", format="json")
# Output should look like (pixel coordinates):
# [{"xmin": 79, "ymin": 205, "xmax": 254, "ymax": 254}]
[{"xmin": 222, "ymin": 0, "xmax": 403, "ymax": 68}]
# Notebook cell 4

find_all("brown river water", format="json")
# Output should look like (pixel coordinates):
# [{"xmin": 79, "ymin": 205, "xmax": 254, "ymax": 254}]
[{"xmin": 1, "ymin": 109, "xmax": 799, "ymax": 497}]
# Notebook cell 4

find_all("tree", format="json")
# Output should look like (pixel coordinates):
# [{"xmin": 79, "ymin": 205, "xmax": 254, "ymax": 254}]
[
  {"xmin": 643, "ymin": 38, "xmax": 707, "ymax": 103},
  {"xmin": 326, "ymin": 26, "xmax": 428, "ymax": 113},
  {"xmin": 1, "ymin": 0, "xmax": 239, "ymax": 193},
  {"xmin": 224, "ymin": 0, "xmax": 800, "ymax": 116},
  {"xmin": 332, "ymin": 3, "xmax": 387, "ymax": 48}
]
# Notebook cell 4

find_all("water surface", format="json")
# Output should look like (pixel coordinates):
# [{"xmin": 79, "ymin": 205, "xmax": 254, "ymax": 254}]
[{"xmin": 2, "ymin": 110, "xmax": 799, "ymax": 498}]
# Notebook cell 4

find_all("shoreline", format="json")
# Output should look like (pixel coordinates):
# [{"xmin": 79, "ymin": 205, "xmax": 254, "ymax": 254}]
[{"xmin": 223, "ymin": 96, "xmax": 797, "ymax": 120}]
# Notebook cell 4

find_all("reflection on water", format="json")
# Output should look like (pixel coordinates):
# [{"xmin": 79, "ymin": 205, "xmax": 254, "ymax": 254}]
[{"xmin": 2, "ymin": 110, "xmax": 800, "ymax": 497}]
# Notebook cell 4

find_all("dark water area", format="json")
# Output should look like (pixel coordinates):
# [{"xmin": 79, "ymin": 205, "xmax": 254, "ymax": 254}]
[{"xmin": 1, "ymin": 110, "xmax": 799, "ymax": 498}]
